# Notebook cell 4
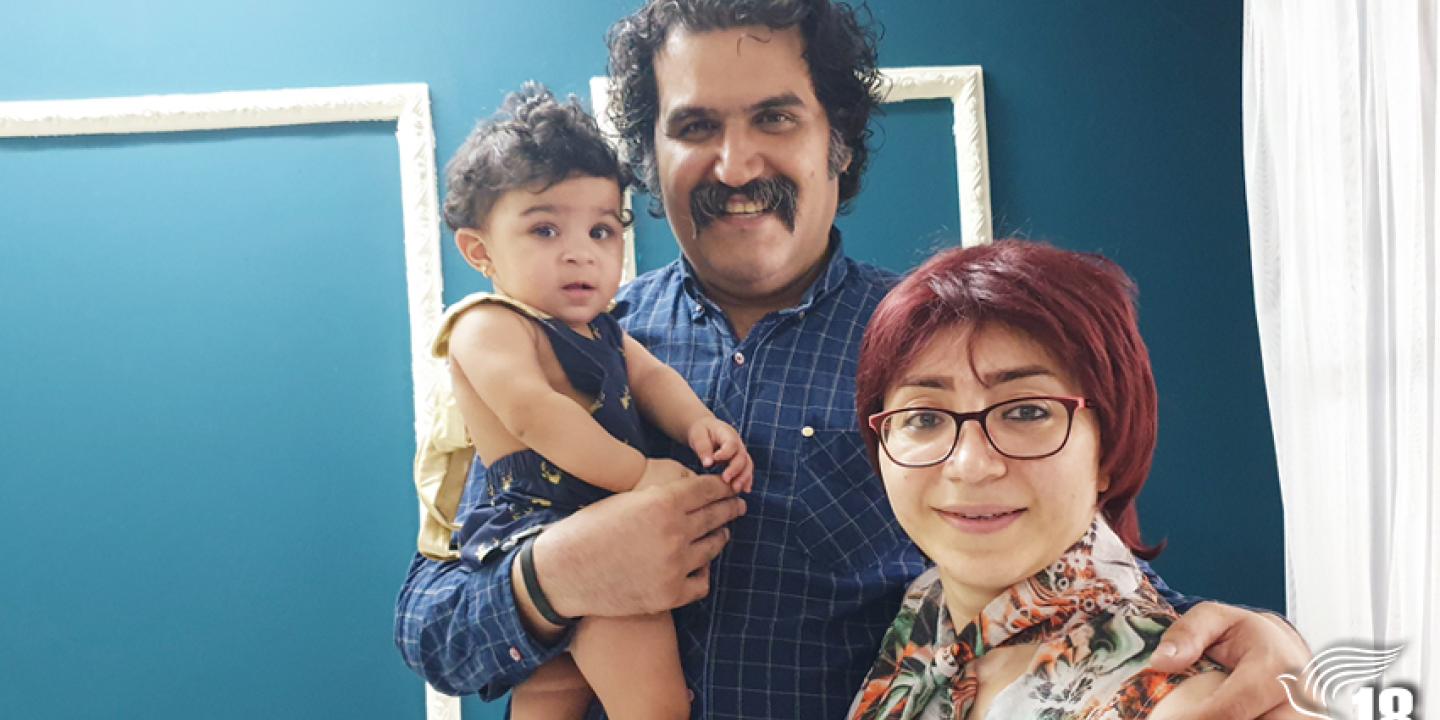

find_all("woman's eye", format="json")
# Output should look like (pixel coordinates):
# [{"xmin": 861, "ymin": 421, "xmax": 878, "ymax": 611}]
[
  {"xmin": 1001, "ymin": 403, "xmax": 1052, "ymax": 422},
  {"xmin": 902, "ymin": 411, "xmax": 946, "ymax": 430}
]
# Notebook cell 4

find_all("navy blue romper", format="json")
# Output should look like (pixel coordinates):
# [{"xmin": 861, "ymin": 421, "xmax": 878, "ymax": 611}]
[{"xmin": 456, "ymin": 305, "xmax": 647, "ymax": 567}]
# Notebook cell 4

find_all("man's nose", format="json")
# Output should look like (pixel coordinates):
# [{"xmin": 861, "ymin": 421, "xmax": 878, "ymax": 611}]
[
  {"xmin": 942, "ymin": 420, "xmax": 1006, "ymax": 484},
  {"xmin": 712, "ymin": 127, "xmax": 764, "ymax": 188}
]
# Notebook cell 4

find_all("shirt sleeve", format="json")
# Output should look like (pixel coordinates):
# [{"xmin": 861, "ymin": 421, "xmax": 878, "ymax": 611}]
[
  {"xmin": 1136, "ymin": 557, "xmax": 1297, "ymax": 634},
  {"xmin": 393, "ymin": 544, "xmax": 575, "ymax": 698},
  {"xmin": 1134, "ymin": 557, "xmax": 1207, "ymax": 613}
]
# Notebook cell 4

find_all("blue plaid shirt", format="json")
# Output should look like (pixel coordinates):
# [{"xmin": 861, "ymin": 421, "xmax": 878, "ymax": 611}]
[{"xmin": 394, "ymin": 236, "xmax": 1196, "ymax": 718}]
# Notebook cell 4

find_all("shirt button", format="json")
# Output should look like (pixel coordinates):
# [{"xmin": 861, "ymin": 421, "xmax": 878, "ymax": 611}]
[
  {"xmin": 733, "ymin": 352, "xmax": 746, "ymax": 366},
  {"xmin": 801, "ymin": 426, "xmax": 815, "ymax": 438},
  {"xmin": 509, "ymin": 647, "xmax": 523, "ymax": 662}
]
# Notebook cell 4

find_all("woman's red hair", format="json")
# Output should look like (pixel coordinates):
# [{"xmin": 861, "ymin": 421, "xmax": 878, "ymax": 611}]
[{"xmin": 856, "ymin": 240, "xmax": 1163, "ymax": 559}]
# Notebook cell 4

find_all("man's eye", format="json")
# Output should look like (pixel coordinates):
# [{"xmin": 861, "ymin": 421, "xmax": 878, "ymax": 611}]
[
  {"xmin": 531, "ymin": 225, "xmax": 559, "ymax": 239},
  {"xmin": 675, "ymin": 119, "xmax": 718, "ymax": 139},
  {"xmin": 756, "ymin": 111, "xmax": 796, "ymax": 130}
]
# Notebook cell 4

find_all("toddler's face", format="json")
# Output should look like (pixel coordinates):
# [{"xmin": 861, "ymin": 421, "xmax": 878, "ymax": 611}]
[{"xmin": 467, "ymin": 175, "xmax": 626, "ymax": 333}]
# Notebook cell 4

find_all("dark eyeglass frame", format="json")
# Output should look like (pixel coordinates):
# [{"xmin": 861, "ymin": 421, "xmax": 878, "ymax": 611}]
[{"xmin": 867, "ymin": 395, "xmax": 1094, "ymax": 467}]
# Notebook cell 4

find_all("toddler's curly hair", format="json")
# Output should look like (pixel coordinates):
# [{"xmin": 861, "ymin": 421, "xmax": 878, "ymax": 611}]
[{"xmin": 442, "ymin": 82, "xmax": 631, "ymax": 231}]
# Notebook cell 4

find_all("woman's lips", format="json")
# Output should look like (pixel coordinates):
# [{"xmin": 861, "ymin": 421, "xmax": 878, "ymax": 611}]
[{"xmin": 934, "ymin": 505, "xmax": 1027, "ymax": 534}]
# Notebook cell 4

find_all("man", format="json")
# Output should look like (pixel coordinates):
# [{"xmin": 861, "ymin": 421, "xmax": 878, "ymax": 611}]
[{"xmin": 397, "ymin": 1, "xmax": 1310, "ymax": 717}]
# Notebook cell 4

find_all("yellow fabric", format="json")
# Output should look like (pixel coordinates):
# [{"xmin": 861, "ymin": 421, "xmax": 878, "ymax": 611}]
[
  {"xmin": 412, "ymin": 291, "xmax": 619, "ymax": 561},
  {"xmin": 429, "ymin": 292, "xmax": 553, "ymax": 358},
  {"xmin": 414, "ymin": 292, "xmax": 573, "ymax": 561}
]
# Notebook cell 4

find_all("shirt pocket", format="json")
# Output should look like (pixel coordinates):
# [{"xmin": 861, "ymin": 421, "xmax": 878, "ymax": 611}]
[{"xmin": 788, "ymin": 428, "xmax": 907, "ymax": 571}]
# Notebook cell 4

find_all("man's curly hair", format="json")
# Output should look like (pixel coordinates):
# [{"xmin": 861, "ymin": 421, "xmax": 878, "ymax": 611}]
[
  {"xmin": 442, "ymin": 82, "xmax": 632, "ymax": 231},
  {"xmin": 605, "ymin": 0, "xmax": 881, "ymax": 216}
]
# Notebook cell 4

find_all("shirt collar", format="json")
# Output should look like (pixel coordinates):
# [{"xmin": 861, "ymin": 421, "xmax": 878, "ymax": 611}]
[{"xmin": 678, "ymin": 226, "xmax": 850, "ymax": 317}]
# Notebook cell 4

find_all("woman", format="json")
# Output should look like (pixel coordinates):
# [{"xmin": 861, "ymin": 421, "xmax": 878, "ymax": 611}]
[{"xmin": 848, "ymin": 241, "xmax": 1225, "ymax": 719}]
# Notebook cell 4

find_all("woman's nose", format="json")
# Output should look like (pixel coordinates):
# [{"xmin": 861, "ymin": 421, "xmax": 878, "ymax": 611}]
[{"xmin": 941, "ymin": 420, "xmax": 1006, "ymax": 484}]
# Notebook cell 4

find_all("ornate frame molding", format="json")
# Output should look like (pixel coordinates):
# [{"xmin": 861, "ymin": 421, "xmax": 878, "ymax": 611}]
[
  {"xmin": 0, "ymin": 85, "xmax": 455, "ymax": 718},
  {"xmin": 589, "ymin": 64, "xmax": 993, "ymax": 260},
  {"xmin": 877, "ymin": 66, "xmax": 993, "ymax": 247}
]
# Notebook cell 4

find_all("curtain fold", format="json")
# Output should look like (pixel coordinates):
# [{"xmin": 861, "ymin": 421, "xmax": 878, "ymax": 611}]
[{"xmin": 1245, "ymin": 0, "xmax": 1437, "ymax": 696}]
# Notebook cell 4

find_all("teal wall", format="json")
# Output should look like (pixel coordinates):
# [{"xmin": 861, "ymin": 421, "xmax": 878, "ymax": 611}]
[{"xmin": 1, "ymin": 1, "xmax": 1278, "ymax": 718}]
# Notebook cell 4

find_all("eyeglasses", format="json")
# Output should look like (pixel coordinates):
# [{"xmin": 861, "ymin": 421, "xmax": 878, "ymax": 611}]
[{"xmin": 867, "ymin": 396, "xmax": 1094, "ymax": 467}]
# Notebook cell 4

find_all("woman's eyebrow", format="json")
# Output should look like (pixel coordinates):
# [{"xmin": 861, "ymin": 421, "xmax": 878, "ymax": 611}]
[
  {"xmin": 894, "ymin": 376, "xmax": 950, "ymax": 390},
  {"xmin": 981, "ymin": 365, "xmax": 1056, "ymax": 386},
  {"xmin": 895, "ymin": 366, "xmax": 1057, "ymax": 391}
]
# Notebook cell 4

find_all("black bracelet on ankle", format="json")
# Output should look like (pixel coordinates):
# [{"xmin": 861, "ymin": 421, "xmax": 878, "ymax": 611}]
[{"xmin": 518, "ymin": 536, "xmax": 578, "ymax": 627}]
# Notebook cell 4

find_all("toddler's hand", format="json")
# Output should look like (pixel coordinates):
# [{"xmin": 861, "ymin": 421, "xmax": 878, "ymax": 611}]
[
  {"xmin": 687, "ymin": 417, "xmax": 753, "ymax": 494},
  {"xmin": 636, "ymin": 457, "xmax": 695, "ymax": 491}
]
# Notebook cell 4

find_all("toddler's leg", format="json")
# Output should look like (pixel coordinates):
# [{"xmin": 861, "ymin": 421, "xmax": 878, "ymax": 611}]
[
  {"xmin": 571, "ymin": 613, "xmax": 690, "ymax": 720},
  {"xmin": 509, "ymin": 655, "xmax": 594, "ymax": 720}
]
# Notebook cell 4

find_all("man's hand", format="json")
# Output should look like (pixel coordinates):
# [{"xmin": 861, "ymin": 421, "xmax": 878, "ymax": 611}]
[
  {"xmin": 686, "ymin": 417, "xmax": 754, "ymax": 493},
  {"xmin": 529, "ymin": 459, "xmax": 746, "ymax": 619},
  {"xmin": 1149, "ymin": 601, "xmax": 1312, "ymax": 719}
]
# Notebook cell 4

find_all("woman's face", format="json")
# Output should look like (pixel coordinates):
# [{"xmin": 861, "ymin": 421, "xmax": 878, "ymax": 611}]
[{"xmin": 878, "ymin": 323, "xmax": 1107, "ymax": 606}]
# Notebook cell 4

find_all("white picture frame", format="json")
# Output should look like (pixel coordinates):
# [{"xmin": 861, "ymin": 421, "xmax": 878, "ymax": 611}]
[
  {"xmin": 589, "ymin": 63, "xmax": 993, "ymax": 273},
  {"xmin": 0, "ymin": 83, "xmax": 447, "ymax": 453},
  {"xmin": 0, "ymin": 83, "xmax": 458, "ymax": 719}
]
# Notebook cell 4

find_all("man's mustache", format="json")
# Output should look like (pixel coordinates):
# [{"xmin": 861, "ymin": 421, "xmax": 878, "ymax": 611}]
[{"xmin": 689, "ymin": 176, "xmax": 799, "ymax": 232}]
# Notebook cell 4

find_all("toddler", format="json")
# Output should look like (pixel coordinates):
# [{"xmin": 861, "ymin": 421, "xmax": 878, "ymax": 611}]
[{"xmin": 433, "ymin": 82, "xmax": 752, "ymax": 719}]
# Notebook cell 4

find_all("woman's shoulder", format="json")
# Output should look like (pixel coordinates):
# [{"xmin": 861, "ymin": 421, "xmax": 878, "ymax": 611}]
[
  {"xmin": 1144, "ymin": 666, "xmax": 1227, "ymax": 720},
  {"xmin": 1060, "ymin": 608, "xmax": 1227, "ymax": 719}
]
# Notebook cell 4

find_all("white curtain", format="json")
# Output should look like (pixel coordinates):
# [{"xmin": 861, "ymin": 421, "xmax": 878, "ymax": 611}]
[{"xmin": 1245, "ymin": 0, "xmax": 1438, "ymax": 697}]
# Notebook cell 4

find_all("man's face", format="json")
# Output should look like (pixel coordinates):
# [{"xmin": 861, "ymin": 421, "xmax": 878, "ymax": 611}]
[{"xmin": 652, "ymin": 25, "xmax": 845, "ymax": 306}]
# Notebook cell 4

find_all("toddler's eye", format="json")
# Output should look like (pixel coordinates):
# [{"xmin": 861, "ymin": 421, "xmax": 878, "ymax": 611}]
[
  {"xmin": 590, "ymin": 224, "xmax": 617, "ymax": 240},
  {"xmin": 531, "ymin": 224, "xmax": 559, "ymax": 239}
]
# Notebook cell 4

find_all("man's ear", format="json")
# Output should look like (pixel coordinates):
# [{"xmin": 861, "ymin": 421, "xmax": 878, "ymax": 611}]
[
  {"xmin": 830, "ymin": 140, "xmax": 854, "ymax": 179},
  {"xmin": 455, "ymin": 228, "xmax": 493, "ymax": 277}
]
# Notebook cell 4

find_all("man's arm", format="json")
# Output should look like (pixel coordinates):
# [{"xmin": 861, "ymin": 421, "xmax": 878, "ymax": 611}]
[
  {"xmin": 1151, "ymin": 602, "xmax": 1311, "ymax": 720},
  {"xmin": 1136, "ymin": 560, "xmax": 1311, "ymax": 720},
  {"xmin": 394, "ymin": 549, "xmax": 571, "ymax": 698},
  {"xmin": 395, "ymin": 463, "xmax": 747, "ymax": 693}
]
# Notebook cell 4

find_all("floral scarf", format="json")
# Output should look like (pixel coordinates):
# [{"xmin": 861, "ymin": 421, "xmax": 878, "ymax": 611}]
[{"xmin": 848, "ymin": 517, "xmax": 1215, "ymax": 720}]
